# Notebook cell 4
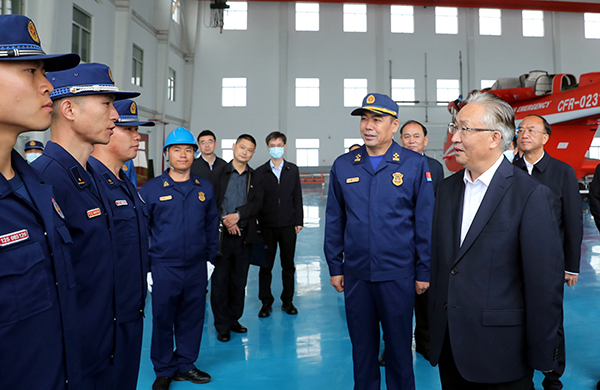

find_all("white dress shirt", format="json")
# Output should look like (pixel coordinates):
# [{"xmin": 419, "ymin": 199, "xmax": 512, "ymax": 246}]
[
  {"xmin": 524, "ymin": 151, "xmax": 544, "ymax": 175},
  {"xmin": 270, "ymin": 159, "xmax": 283, "ymax": 181}
]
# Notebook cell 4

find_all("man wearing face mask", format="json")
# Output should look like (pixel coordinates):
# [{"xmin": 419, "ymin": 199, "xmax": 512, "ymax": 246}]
[
  {"xmin": 255, "ymin": 131, "xmax": 304, "ymax": 317},
  {"xmin": 23, "ymin": 140, "xmax": 44, "ymax": 163}
]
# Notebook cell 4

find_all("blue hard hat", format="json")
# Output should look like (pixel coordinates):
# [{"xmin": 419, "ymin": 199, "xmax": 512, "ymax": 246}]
[
  {"xmin": 47, "ymin": 63, "xmax": 140, "ymax": 101},
  {"xmin": 0, "ymin": 15, "xmax": 80, "ymax": 71},
  {"xmin": 164, "ymin": 126, "xmax": 198, "ymax": 151},
  {"xmin": 114, "ymin": 100, "xmax": 155, "ymax": 127}
]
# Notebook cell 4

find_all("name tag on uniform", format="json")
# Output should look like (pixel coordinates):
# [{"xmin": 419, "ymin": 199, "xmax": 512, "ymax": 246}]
[
  {"xmin": 159, "ymin": 195, "xmax": 173, "ymax": 201},
  {"xmin": 115, "ymin": 200, "xmax": 128, "ymax": 207},
  {"xmin": 87, "ymin": 208, "xmax": 102, "ymax": 219},
  {"xmin": 0, "ymin": 229, "xmax": 30, "ymax": 247},
  {"xmin": 346, "ymin": 177, "xmax": 360, "ymax": 184}
]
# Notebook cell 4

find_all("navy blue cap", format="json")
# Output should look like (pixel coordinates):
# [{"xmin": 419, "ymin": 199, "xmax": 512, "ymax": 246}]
[
  {"xmin": 351, "ymin": 93, "xmax": 399, "ymax": 118},
  {"xmin": 47, "ymin": 63, "xmax": 140, "ymax": 101},
  {"xmin": 114, "ymin": 100, "xmax": 155, "ymax": 127},
  {"xmin": 0, "ymin": 15, "xmax": 80, "ymax": 71},
  {"xmin": 24, "ymin": 140, "xmax": 44, "ymax": 151}
]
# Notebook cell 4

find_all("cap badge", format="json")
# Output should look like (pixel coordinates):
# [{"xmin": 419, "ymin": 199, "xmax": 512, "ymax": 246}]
[
  {"xmin": 130, "ymin": 102, "xmax": 137, "ymax": 114},
  {"xmin": 29, "ymin": 141, "xmax": 36, "ymax": 146},
  {"xmin": 198, "ymin": 192, "xmax": 206, "ymax": 202},
  {"xmin": 366, "ymin": 95, "xmax": 375, "ymax": 104},
  {"xmin": 392, "ymin": 172, "xmax": 403, "ymax": 187},
  {"xmin": 122, "ymin": 164, "xmax": 128, "ymax": 172},
  {"xmin": 28, "ymin": 21, "xmax": 40, "ymax": 44},
  {"xmin": 108, "ymin": 68, "xmax": 114, "ymax": 83}
]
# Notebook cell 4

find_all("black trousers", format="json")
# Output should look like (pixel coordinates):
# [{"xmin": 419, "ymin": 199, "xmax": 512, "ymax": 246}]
[
  {"xmin": 259, "ymin": 226, "xmax": 297, "ymax": 305},
  {"xmin": 541, "ymin": 310, "xmax": 565, "ymax": 390},
  {"xmin": 439, "ymin": 330, "xmax": 533, "ymax": 390},
  {"xmin": 210, "ymin": 232, "xmax": 250, "ymax": 333},
  {"xmin": 414, "ymin": 289, "xmax": 429, "ymax": 351}
]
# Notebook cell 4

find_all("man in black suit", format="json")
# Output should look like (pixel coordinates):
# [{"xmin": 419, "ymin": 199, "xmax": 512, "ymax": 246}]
[
  {"xmin": 191, "ymin": 130, "xmax": 227, "ymax": 179},
  {"xmin": 514, "ymin": 114, "xmax": 582, "ymax": 390},
  {"xmin": 256, "ymin": 131, "xmax": 303, "ymax": 318},
  {"xmin": 209, "ymin": 134, "xmax": 263, "ymax": 342},
  {"xmin": 429, "ymin": 91, "xmax": 565, "ymax": 390}
]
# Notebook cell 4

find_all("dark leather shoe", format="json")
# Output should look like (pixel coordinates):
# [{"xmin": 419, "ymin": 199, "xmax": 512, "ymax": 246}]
[
  {"xmin": 152, "ymin": 376, "xmax": 173, "ymax": 390},
  {"xmin": 416, "ymin": 344, "xmax": 430, "ymax": 361},
  {"xmin": 258, "ymin": 303, "xmax": 273, "ymax": 318},
  {"xmin": 282, "ymin": 302, "xmax": 298, "ymax": 315},
  {"xmin": 379, "ymin": 350, "xmax": 385, "ymax": 366},
  {"xmin": 596, "ymin": 380, "xmax": 600, "ymax": 390},
  {"xmin": 231, "ymin": 321, "xmax": 247, "ymax": 333},
  {"xmin": 217, "ymin": 331, "xmax": 230, "ymax": 342},
  {"xmin": 174, "ymin": 368, "xmax": 211, "ymax": 384}
]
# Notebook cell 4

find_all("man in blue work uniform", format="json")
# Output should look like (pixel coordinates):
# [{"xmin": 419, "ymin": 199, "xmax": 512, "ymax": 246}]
[
  {"xmin": 32, "ymin": 62, "xmax": 140, "ymax": 389},
  {"xmin": 140, "ymin": 126, "xmax": 219, "ymax": 390},
  {"xmin": 324, "ymin": 93, "xmax": 434, "ymax": 390},
  {"xmin": 89, "ymin": 99, "xmax": 153, "ymax": 390},
  {"xmin": 0, "ymin": 14, "xmax": 81, "ymax": 390}
]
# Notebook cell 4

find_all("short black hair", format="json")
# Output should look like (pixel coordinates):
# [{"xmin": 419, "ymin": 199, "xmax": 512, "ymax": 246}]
[
  {"xmin": 525, "ymin": 114, "xmax": 552, "ymax": 136},
  {"xmin": 400, "ymin": 120, "xmax": 428, "ymax": 137},
  {"xmin": 265, "ymin": 131, "xmax": 287, "ymax": 145},
  {"xmin": 349, "ymin": 144, "xmax": 361, "ymax": 150},
  {"xmin": 197, "ymin": 129, "xmax": 216, "ymax": 142},
  {"xmin": 237, "ymin": 134, "xmax": 256, "ymax": 147}
]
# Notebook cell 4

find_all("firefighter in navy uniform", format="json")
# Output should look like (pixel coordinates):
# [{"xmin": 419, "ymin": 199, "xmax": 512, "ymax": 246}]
[
  {"xmin": 89, "ymin": 99, "xmax": 153, "ymax": 390},
  {"xmin": 140, "ymin": 127, "xmax": 219, "ymax": 390},
  {"xmin": 0, "ymin": 14, "xmax": 82, "ymax": 389},
  {"xmin": 32, "ymin": 62, "xmax": 140, "ymax": 389}
]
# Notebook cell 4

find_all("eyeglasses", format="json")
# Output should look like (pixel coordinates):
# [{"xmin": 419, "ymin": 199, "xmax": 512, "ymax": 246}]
[
  {"xmin": 515, "ymin": 127, "xmax": 546, "ymax": 136},
  {"xmin": 448, "ymin": 123, "xmax": 497, "ymax": 135}
]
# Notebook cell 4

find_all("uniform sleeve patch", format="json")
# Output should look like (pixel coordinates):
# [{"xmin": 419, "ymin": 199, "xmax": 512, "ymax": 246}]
[{"xmin": 426, "ymin": 172, "xmax": 432, "ymax": 182}]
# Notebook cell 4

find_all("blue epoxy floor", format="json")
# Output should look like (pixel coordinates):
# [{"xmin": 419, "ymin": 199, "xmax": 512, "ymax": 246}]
[{"xmin": 137, "ymin": 187, "xmax": 600, "ymax": 389}]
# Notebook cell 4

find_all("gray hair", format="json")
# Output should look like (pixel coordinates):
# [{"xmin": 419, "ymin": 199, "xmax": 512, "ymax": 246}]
[{"xmin": 465, "ymin": 91, "xmax": 515, "ymax": 151}]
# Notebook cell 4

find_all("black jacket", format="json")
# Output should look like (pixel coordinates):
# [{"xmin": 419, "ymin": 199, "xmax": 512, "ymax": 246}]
[
  {"xmin": 256, "ymin": 160, "xmax": 303, "ymax": 228},
  {"xmin": 191, "ymin": 155, "xmax": 227, "ymax": 180},
  {"xmin": 209, "ymin": 162, "xmax": 263, "ymax": 245},
  {"xmin": 425, "ymin": 154, "xmax": 444, "ymax": 196}
]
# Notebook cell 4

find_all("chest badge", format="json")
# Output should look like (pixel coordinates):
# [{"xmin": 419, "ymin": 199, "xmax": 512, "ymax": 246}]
[
  {"xmin": 87, "ymin": 208, "xmax": 102, "ymax": 218},
  {"xmin": 392, "ymin": 172, "xmax": 404, "ymax": 187},
  {"xmin": 52, "ymin": 198, "xmax": 65, "ymax": 220},
  {"xmin": 198, "ymin": 192, "xmax": 206, "ymax": 202},
  {"xmin": 159, "ymin": 195, "xmax": 173, "ymax": 201}
]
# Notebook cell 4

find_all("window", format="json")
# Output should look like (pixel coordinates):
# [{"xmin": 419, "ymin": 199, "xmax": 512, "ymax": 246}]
[
  {"xmin": 479, "ymin": 9, "xmax": 501, "ymax": 36},
  {"xmin": 296, "ymin": 3, "xmax": 319, "ymax": 32},
  {"xmin": 588, "ymin": 138, "xmax": 600, "ymax": 159},
  {"xmin": 223, "ymin": 2, "xmax": 247, "ymax": 31},
  {"xmin": 344, "ymin": 78, "xmax": 367, "ymax": 107},
  {"xmin": 481, "ymin": 79, "xmax": 496, "ymax": 89},
  {"xmin": 131, "ymin": 45, "xmax": 143, "ymax": 87},
  {"xmin": 0, "ymin": 0, "xmax": 23, "ymax": 14},
  {"xmin": 344, "ymin": 138, "xmax": 363, "ymax": 153},
  {"xmin": 221, "ymin": 139, "xmax": 236, "ymax": 162},
  {"xmin": 343, "ymin": 4, "xmax": 367, "ymax": 33},
  {"xmin": 171, "ymin": 0, "xmax": 180, "ymax": 23},
  {"xmin": 222, "ymin": 78, "xmax": 247, "ymax": 107},
  {"xmin": 391, "ymin": 5, "xmax": 413, "ymax": 34},
  {"xmin": 436, "ymin": 79, "xmax": 460, "ymax": 106},
  {"xmin": 391, "ymin": 79, "xmax": 415, "ymax": 106},
  {"xmin": 296, "ymin": 78, "xmax": 320, "ymax": 107},
  {"xmin": 296, "ymin": 139, "xmax": 320, "ymax": 167},
  {"xmin": 585, "ymin": 13, "xmax": 600, "ymax": 39},
  {"xmin": 435, "ymin": 7, "xmax": 458, "ymax": 35},
  {"xmin": 522, "ymin": 10, "xmax": 544, "ymax": 37},
  {"xmin": 72, "ymin": 6, "xmax": 92, "ymax": 63},
  {"xmin": 167, "ymin": 68, "xmax": 176, "ymax": 101}
]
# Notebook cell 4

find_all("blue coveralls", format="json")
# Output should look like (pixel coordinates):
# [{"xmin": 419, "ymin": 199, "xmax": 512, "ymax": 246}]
[
  {"xmin": 140, "ymin": 169, "xmax": 219, "ymax": 377},
  {"xmin": 32, "ymin": 142, "xmax": 115, "ymax": 387},
  {"xmin": 88, "ymin": 156, "xmax": 149, "ymax": 390},
  {"xmin": 324, "ymin": 141, "xmax": 434, "ymax": 390},
  {"xmin": 0, "ymin": 150, "xmax": 81, "ymax": 389}
]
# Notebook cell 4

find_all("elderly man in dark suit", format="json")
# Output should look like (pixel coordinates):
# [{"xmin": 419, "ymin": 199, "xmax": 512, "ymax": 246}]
[
  {"xmin": 514, "ymin": 114, "xmax": 582, "ymax": 390},
  {"xmin": 429, "ymin": 91, "xmax": 565, "ymax": 390}
]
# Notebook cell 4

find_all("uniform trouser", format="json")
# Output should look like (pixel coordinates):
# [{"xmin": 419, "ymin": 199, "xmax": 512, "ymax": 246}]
[
  {"xmin": 259, "ymin": 226, "xmax": 297, "ymax": 305},
  {"xmin": 81, "ymin": 367, "xmax": 111, "ymax": 390},
  {"xmin": 151, "ymin": 262, "xmax": 207, "ymax": 377},
  {"xmin": 541, "ymin": 310, "xmax": 565, "ymax": 390},
  {"xmin": 110, "ymin": 317, "xmax": 144, "ymax": 390},
  {"xmin": 211, "ymin": 232, "xmax": 250, "ymax": 333},
  {"xmin": 414, "ymin": 289, "xmax": 430, "ymax": 351},
  {"xmin": 344, "ymin": 275, "xmax": 416, "ymax": 390}
]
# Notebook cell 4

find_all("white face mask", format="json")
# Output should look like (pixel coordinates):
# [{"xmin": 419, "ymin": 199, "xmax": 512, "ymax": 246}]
[
  {"xmin": 503, "ymin": 150, "xmax": 515, "ymax": 163},
  {"xmin": 269, "ymin": 147, "xmax": 285, "ymax": 159},
  {"xmin": 26, "ymin": 153, "xmax": 42, "ymax": 163}
]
